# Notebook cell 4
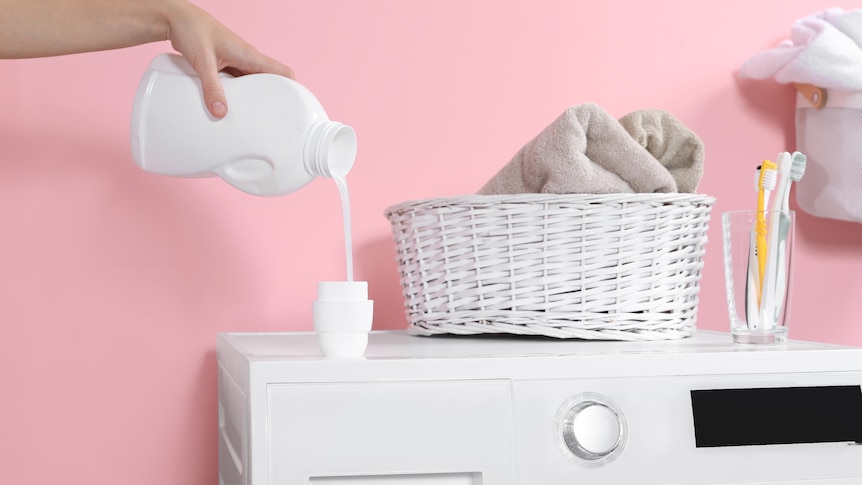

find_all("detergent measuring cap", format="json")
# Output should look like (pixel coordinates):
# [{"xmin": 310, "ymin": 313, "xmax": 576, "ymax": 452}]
[
  {"xmin": 130, "ymin": 53, "xmax": 357, "ymax": 196},
  {"xmin": 313, "ymin": 281, "xmax": 374, "ymax": 358}
]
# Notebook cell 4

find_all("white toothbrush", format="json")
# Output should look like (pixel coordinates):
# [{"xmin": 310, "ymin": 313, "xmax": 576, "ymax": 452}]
[
  {"xmin": 771, "ymin": 152, "xmax": 806, "ymax": 321},
  {"xmin": 759, "ymin": 152, "xmax": 806, "ymax": 328},
  {"xmin": 772, "ymin": 151, "xmax": 805, "ymax": 214}
]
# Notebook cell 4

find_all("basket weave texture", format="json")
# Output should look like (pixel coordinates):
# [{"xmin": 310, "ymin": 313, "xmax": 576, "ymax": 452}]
[{"xmin": 385, "ymin": 193, "xmax": 715, "ymax": 341}]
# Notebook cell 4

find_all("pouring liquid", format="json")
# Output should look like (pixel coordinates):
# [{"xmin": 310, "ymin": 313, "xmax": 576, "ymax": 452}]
[{"xmin": 333, "ymin": 174, "xmax": 354, "ymax": 282}]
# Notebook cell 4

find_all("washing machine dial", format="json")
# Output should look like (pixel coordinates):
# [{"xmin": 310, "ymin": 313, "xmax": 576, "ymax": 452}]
[{"xmin": 556, "ymin": 393, "xmax": 627, "ymax": 465}]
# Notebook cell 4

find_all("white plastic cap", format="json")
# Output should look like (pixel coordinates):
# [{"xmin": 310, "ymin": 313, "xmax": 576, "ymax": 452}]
[{"xmin": 313, "ymin": 281, "xmax": 373, "ymax": 358}]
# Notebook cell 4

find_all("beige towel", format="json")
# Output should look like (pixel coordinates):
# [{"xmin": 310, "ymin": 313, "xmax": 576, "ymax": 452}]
[
  {"xmin": 619, "ymin": 109, "xmax": 705, "ymax": 193},
  {"xmin": 478, "ymin": 104, "xmax": 703, "ymax": 195}
]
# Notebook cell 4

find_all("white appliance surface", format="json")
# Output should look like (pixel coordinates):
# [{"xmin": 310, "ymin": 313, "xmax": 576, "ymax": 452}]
[{"xmin": 217, "ymin": 330, "xmax": 862, "ymax": 485}]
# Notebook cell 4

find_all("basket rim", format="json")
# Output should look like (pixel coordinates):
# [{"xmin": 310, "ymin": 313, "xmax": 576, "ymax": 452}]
[{"xmin": 384, "ymin": 192, "xmax": 716, "ymax": 217}]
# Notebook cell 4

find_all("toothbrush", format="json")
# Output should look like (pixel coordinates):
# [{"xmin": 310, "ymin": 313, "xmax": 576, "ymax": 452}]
[
  {"xmin": 767, "ymin": 152, "xmax": 806, "ymax": 325},
  {"xmin": 759, "ymin": 152, "xmax": 806, "ymax": 327},
  {"xmin": 744, "ymin": 168, "xmax": 761, "ymax": 329},
  {"xmin": 769, "ymin": 151, "xmax": 805, "ymax": 214},
  {"xmin": 759, "ymin": 152, "xmax": 791, "ymax": 328},
  {"xmin": 754, "ymin": 160, "xmax": 777, "ymax": 307}
]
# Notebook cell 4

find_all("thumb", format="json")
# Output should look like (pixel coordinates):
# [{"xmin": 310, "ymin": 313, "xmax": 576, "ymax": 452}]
[{"xmin": 197, "ymin": 67, "xmax": 228, "ymax": 119}]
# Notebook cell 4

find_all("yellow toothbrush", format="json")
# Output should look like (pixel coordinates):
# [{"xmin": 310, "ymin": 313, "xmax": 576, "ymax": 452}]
[{"xmin": 755, "ymin": 160, "xmax": 777, "ymax": 305}]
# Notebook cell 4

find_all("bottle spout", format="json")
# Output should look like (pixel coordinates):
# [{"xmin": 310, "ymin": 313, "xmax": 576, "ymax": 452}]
[{"xmin": 305, "ymin": 121, "xmax": 357, "ymax": 179}]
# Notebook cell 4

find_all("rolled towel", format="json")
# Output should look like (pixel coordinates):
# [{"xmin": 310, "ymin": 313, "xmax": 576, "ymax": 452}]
[
  {"xmin": 618, "ymin": 109, "xmax": 705, "ymax": 193},
  {"xmin": 478, "ymin": 103, "xmax": 678, "ymax": 195},
  {"xmin": 740, "ymin": 8, "xmax": 862, "ymax": 90}
]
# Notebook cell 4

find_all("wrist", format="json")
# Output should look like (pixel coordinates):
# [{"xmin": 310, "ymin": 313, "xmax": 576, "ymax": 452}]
[{"xmin": 157, "ymin": 0, "xmax": 193, "ymax": 43}]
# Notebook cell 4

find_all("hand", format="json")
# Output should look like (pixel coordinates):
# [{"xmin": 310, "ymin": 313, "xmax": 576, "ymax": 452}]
[{"xmin": 165, "ymin": 1, "xmax": 295, "ymax": 119}]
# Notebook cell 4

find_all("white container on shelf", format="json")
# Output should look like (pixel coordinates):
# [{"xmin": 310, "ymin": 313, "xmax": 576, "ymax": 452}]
[{"xmin": 796, "ymin": 89, "xmax": 862, "ymax": 222}]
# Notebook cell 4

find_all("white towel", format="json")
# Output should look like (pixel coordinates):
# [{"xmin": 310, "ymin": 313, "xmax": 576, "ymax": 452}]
[{"xmin": 741, "ymin": 8, "xmax": 862, "ymax": 90}]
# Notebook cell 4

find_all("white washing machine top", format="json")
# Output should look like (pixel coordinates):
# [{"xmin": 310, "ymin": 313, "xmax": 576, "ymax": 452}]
[
  {"xmin": 218, "ymin": 329, "xmax": 862, "ymax": 380},
  {"xmin": 217, "ymin": 330, "xmax": 862, "ymax": 485}
]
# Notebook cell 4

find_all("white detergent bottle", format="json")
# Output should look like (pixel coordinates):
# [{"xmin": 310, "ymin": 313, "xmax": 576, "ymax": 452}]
[
  {"xmin": 131, "ymin": 54, "xmax": 373, "ymax": 358},
  {"xmin": 130, "ymin": 53, "xmax": 357, "ymax": 196}
]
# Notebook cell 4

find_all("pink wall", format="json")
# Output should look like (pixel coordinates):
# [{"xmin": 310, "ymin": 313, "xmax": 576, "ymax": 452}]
[{"xmin": 2, "ymin": 1, "xmax": 861, "ymax": 483}]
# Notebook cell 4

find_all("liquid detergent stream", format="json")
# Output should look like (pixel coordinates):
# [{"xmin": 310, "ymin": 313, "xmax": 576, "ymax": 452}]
[
  {"xmin": 314, "ymin": 175, "xmax": 372, "ymax": 358},
  {"xmin": 333, "ymin": 173, "xmax": 354, "ymax": 282}
]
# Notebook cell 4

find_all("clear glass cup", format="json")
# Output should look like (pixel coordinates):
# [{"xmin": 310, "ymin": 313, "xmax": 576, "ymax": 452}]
[{"xmin": 722, "ymin": 210, "xmax": 795, "ymax": 344}]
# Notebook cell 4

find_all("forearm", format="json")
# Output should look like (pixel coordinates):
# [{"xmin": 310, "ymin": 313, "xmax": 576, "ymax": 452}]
[
  {"xmin": 1, "ymin": 0, "xmax": 294, "ymax": 118},
  {"xmin": 0, "ymin": 0, "xmax": 182, "ymax": 58}
]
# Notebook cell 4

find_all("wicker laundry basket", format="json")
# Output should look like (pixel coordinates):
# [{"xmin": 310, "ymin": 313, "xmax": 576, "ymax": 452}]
[{"xmin": 384, "ymin": 193, "xmax": 715, "ymax": 341}]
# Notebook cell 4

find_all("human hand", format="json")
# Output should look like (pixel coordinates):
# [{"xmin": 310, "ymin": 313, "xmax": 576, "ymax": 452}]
[{"xmin": 165, "ymin": 0, "xmax": 295, "ymax": 119}]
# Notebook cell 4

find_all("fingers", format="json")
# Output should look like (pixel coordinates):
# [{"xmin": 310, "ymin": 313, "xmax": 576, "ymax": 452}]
[
  {"xmin": 195, "ymin": 56, "xmax": 228, "ymax": 118},
  {"xmin": 220, "ymin": 43, "xmax": 295, "ymax": 80},
  {"xmin": 243, "ymin": 52, "xmax": 295, "ymax": 79},
  {"xmin": 190, "ymin": 49, "xmax": 294, "ymax": 119},
  {"xmin": 165, "ymin": 1, "xmax": 294, "ymax": 118},
  {"xmin": 203, "ymin": 51, "xmax": 294, "ymax": 119},
  {"xmin": 204, "ymin": 83, "xmax": 228, "ymax": 119}
]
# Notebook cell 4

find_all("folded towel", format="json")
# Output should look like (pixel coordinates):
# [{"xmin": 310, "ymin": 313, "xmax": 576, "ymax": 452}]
[
  {"xmin": 618, "ymin": 109, "xmax": 705, "ymax": 193},
  {"xmin": 740, "ymin": 8, "xmax": 862, "ymax": 90},
  {"xmin": 478, "ymin": 104, "xmax": 679, "ymax": 195},
  {"xmin": 818, "ymin": 7, "xmax": 862, "ymax": 47}
]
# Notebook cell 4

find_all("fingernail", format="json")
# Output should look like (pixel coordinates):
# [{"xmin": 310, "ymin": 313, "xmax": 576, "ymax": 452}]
[{"xmin": 212, "ymin": 101, "xmax": 227, "ymax": 118}]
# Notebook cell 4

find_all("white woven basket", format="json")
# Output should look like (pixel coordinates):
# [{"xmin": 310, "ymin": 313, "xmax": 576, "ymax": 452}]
[{"xmin": 385, "ymin": 193, "xmax": 715, "ymax": 341}]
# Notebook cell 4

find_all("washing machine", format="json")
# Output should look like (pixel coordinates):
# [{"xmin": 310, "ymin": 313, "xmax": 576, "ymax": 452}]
[{"xmin": 217, "ymin": 330, "xmax": 862, "ymax": 484}]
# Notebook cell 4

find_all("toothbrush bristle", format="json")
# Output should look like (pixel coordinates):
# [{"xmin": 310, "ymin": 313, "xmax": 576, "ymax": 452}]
[
  {"xmin": 762, "ymin": 168, "xmax": 777, "ymax": 190},
  {"xmin": 790, "ymin": 153, "xmax": 807, "ymax": 181}
]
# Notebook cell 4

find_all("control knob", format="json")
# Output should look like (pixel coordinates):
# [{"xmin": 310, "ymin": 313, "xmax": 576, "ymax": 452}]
[{"xmin": 557, "ymin": 393, "xmax": 627, "ymax": 465}]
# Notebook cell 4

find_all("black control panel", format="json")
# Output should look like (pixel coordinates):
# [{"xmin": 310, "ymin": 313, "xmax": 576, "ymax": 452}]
[{"xmin": 690, "ymin": 385, "xmax": 862, "ymax": 447}]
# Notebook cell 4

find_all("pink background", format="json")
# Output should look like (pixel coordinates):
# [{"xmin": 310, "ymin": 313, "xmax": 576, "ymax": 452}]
[{"xmin": 2, "ymin": 1, "xmax": 861, "ymax": 483}]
